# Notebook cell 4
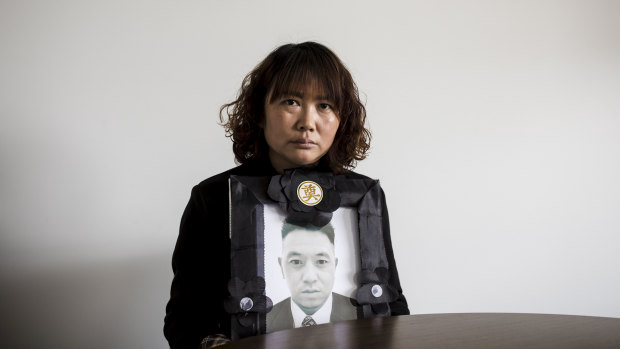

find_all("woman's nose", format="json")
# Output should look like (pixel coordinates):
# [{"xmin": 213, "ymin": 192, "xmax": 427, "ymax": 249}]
[{"xmin": 296, "ymin": 106, "xmax": 316, "ymax": 131}]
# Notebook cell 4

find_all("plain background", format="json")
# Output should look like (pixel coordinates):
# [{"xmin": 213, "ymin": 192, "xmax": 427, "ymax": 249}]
[{"xmin": 1, "ymin": 1, "xmax": 619, "ymax": 348}]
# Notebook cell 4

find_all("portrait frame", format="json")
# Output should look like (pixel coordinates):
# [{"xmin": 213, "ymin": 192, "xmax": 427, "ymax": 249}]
[{"xmin": 227, "ymin": 171, "xmax": 395, "ymax": 339}]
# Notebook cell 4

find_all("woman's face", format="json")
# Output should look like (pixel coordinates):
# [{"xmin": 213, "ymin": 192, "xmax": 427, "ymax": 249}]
[{"xmin": 263, "ymin": 87, "xmax": 340, "ymax": 173}]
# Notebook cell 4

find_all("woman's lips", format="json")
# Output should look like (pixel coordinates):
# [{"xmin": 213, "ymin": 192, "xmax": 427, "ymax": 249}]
[{"xmin": 291, "ymin": 139, "xmax": 316, "ymax": 149}]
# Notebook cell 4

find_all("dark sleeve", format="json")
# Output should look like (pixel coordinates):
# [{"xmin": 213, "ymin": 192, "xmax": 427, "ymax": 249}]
[
  {"xmin": 164, "ymin": 183, "xmax": 232, "ymax": 349},
  {"xmin": 381, "ymin": 188, "xmax": 411, "ymax": 316}
]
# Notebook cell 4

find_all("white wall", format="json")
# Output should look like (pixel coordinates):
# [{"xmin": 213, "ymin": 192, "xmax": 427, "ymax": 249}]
[{"xmin": 1, "ymin": 0, "xmax": 619, "ymax": 348}]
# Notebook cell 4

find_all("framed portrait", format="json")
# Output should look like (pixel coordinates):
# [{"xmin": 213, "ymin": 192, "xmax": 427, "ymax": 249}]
[{"xmin": 227, "ymin": 169, "xmax": 397, "ymax": 339}]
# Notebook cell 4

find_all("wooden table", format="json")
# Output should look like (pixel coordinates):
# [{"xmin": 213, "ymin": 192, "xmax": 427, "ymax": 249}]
[{"xmin": 221, "ymin": 313, "xmax": 620, "ymax": 348}]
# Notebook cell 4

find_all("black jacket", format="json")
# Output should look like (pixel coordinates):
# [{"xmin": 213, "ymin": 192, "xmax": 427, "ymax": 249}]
[{"xmin": 164, "ymin": 159, "xmax": 409, "ymax": 349}]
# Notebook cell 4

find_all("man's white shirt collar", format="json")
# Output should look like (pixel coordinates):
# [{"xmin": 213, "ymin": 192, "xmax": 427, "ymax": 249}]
[{"xmin": 290, "ymin": 293, "xmax": 333, "ymax": 327}]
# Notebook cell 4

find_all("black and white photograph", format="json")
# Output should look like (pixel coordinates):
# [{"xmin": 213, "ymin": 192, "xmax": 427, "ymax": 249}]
[{"xmin": 264, "ymin": 204, "xmax": 360, "ymax": 332}]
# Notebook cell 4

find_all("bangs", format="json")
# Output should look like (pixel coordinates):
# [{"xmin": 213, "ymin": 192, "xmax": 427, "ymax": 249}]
[{"xmin": 267, "ymin": 46, "xmax": 343, "ymax": 110}]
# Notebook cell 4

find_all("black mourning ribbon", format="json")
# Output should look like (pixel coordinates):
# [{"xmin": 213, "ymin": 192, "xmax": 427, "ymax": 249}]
[
  {"xmin": 224, "ymin": 277, "xmax": 273, "ymax": 327},
  {"xmin": 355, "ymin": 267, "xmax": 399, "ymax": 316},
  {"xmin": 267, "ymin": 168, "xmax": 340, "ymax": 227}
]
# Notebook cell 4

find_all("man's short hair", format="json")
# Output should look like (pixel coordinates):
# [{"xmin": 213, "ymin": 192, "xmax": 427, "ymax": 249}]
[{"xmin": 281, "ymin": 221, "xmax": 335, "ymax": 245}]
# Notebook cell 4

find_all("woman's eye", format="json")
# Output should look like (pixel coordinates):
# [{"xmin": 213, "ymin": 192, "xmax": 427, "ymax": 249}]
[
  {"xmin": 318, "ymin": 103, "xmax": 332, "ymax": 110},
  {"xmin": 283, "ymin": 99, "xmax": 299, "ymax": 106}
]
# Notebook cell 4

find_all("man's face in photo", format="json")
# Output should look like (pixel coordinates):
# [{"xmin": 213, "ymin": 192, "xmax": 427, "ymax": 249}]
[{"xmin": 279, "ymin": 228, "xmax": 337, "ymax": 315}]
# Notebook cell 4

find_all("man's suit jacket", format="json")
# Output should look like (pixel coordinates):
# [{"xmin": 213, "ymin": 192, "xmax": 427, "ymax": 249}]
[{"xmin": 267, "ymin": 293, "xmax": 357, "ymax": 332}]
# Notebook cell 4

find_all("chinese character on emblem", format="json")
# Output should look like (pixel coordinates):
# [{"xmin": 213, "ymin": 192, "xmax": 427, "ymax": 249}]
[{"xmin": 296, "ymin": 181, "xmax": 323, "ymax": 206}]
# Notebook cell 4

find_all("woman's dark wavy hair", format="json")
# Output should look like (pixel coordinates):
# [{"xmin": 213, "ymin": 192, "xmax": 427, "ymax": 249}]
[{"xmin": 219, "ymin": 42, "xmax": 371, "ymax": 174}]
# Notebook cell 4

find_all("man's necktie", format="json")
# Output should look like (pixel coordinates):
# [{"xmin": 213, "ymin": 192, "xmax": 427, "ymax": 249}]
[{"xmin": 302, "ymin": 315, "xmax": 317, "ymax": 326}]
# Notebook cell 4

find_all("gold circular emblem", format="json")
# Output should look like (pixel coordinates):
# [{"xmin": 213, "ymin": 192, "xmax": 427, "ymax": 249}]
[{"xmin": 296, "ymin": 181, "xmax": 323, "ymax": 206}]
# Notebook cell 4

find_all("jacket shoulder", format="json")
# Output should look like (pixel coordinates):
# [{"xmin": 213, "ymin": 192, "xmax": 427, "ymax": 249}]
[
  {"xmin": 195, "ymin": 163, "xmax": 246, "ymax": 189},
  {"xmin": 330, "ymin": 293, "xmax": 357, "ymax": 322},
  {"xmin": 267, "ymin": 298, "xmax": 293, "ymax": 332},
  {"xmin": 341, "ymin": 170, "xmax": 375, "ymax": 181},
  {"xmin": 193, "ymin": 160, "xmax": 273, "ymax": 193}
]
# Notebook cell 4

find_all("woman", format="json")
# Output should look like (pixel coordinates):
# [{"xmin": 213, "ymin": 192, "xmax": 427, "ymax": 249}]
[{"xmin": 164, "ymin": 42, "xmax": 409, "ymax": 349}]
